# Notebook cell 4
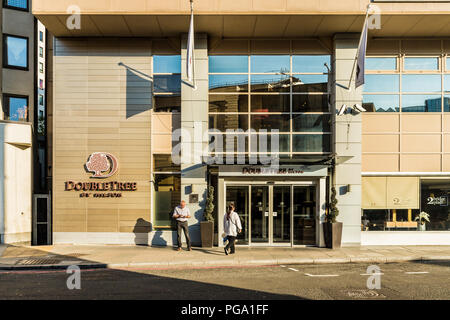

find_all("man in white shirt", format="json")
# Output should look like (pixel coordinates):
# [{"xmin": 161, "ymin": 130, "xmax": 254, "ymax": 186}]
[
  {"xmin": 173, "ymin": 200, "xmax": 191, "ymax": 251},
  {"xmin": 223, "ymin": 204, "xmax": 242, "ymax": 255}
]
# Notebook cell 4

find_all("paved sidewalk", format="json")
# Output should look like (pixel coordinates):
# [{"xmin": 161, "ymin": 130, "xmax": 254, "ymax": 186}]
[{"xmin": 0, "ymin": 244, "xmax": 449, "ymax": 270}]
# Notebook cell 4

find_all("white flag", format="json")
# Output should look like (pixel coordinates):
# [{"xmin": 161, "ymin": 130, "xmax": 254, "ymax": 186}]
[
  {"xmin": 355, "ymin": 20, "xmax": 368, "ymax": 89},
  {"xmin": 186, "ymin": 3, "xmax": 195, "ymax": 83}
]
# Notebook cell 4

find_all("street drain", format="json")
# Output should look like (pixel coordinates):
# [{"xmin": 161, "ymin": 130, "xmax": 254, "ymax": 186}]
[
  {"xmin": 15, "ymin": 258, "xmax": 61, "ymax": 265},
  {"xmin": 343, "ymin": 289, "xmax": 386, "ymax": 299}
]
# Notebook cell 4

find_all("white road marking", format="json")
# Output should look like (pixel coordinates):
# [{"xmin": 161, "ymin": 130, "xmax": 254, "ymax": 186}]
[
  {"xmin": 280, "ymin": 265, "xmax": 286, "ymax": 268},
  {"xmin": 288, "ymin": 268, "xmax": 299, "ymax": 272},
  {"xmin": 360, "ymin": 273, "xmax": 384, "ymax": 276},
  {"xmin": 405, "ymin": 271, "xmax": 429, "ymax": 275},
  {"xmin": 305, "ymin": 273, "xmax": 339, "ymax": 277}
]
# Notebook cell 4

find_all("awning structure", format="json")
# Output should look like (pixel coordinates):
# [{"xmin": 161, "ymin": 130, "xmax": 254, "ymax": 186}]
[{"xmin": 33, "ymin": 0, "xmax": 450, "ymax": 38}]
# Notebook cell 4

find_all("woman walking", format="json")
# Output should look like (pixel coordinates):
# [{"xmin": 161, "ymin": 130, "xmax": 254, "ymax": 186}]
[{"xmin": 223, "ymin": 203, "xmax": 242, "ymax": 255}]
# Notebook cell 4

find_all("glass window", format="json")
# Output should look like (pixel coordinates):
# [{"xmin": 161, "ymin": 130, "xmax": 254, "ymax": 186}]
[
  {"xmin": 292, "ymin": 95, "xmax": 329, "ymax": 112},
  {"xmin": 251, "ymin": 74, "xmax": 290, "ymax": 92},
  {"xmin": 251, "ymin": 55, "xmax": 290, "ymax": 73},
  {"xmin": 154, "ymin": 95, "xmax": 180, "ymax": 112},
  {"xmin": 444, "ymin": 74, "xmax": 450, "ymax": 92},
  {"xmin": 251, "ymin": 114, "xmax": 290, "ymax": 132},
  {"xmin": 153, "ymin": 174, "xmax": 181, "ymax": 228},
  {"xmin": 209, "ymin": 75, "xmax": 248, "ymax": 92},
  {"xmin": 366, "ymin": 57, "xmax": 397, "ymax": 71},
  {"xmin": 209, "ymin": 55, "xmax": 248, "ymax": 73},
  {"xmin": 402, "ymin": 95, "xmax": 441, "ymax": 112},
  {"xmin": 153, "ymin": 55, "xmax": 181, "ymax": 74},
  {"xmin": 404, "ymin": 57, "xmax": 439, "ymax": 71},
  {"xmin": 4, "ymin": 0, "xmax": 28, "ymax": 10},
  {"xmin": 209, "ymin": 95, "xmax": 248, "ymax": 113},
  {"xmin": 447, "ymin": 57, "xmax": 450, "ymax": 71},
  {"xmin": 364, "ymin": 75, "xmax": 399, "ymax": 93},
  {"xmin": 292, "ymin": 75, "xmax": 328, "ymax": 93},
  {"xmin": 154, "ymin": 154, "xmax": 181, "ymax": 172},
  {"xmin": 4, "ymin": 35, "xmax": 28, "ymax": 69},
  {"xmin": 250, "ymin": 95, "xmax": 290, "ymax": 113},
  {"xmin": 293, "ymin": 134, "xmax": 330, "ymax": 152},
  {"xmin": 39, "ymin": 31, "xmax": 43, "ymax": 42},
  {"xmin": 445, "ymin": 96, "xmax": 450, "ymax": 112},
  {"xmin": 250, "ymin": 134, "xmax": 290, "ymax": 153},
  {"xmin": 209, "ymin": 134, "xmax": 248, "ymax": 153},
  {"xmin": 209, "ymin": 114, "xmax": 248, "ymax": 131},
  {"xmin": 363, "ymin": 95, "xmax": 399, "ymax": 112},
  {"xmin": 292, "ymin": 55, "xmax": 330, "ymax": 73},
  {"xmin": 421, "ymin": 180, "xmax": 450, "ymax": 231},
  {"xmin": 293, "ymin": 114, "xmax": 331, "ymax": 132},
  {"xmin": 402, "ymin": 75, "xmax": 441, "ymax": 92},
  {"xmin": 3, "ymin": 95, "xmax": 28, "ymax": 121},
  {"xmin": 39, "ymin": 47, "xmax": 43, "ymax": 58},
  {"xmin": 154, "ymin": 75, "xmax": 181, "ymax": 93}
]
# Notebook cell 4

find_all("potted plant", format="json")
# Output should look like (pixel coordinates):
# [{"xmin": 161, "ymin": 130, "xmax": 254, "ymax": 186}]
[
  {"xmin": 324, "ymin": 187, "xmax": 343, "ymax": 249},
  {"xmin": 415, "ymin": 211, "xmax": 430, "ymax": 231},
  {"xmin": 201, "ymin": 186, "xmax": 215, "ymax": 248}
]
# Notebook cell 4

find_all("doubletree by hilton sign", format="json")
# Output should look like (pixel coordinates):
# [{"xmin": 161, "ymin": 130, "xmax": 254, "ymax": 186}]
[{"xmin": 64, "ymin": 152, "xmax": 137, "ymax": 198}]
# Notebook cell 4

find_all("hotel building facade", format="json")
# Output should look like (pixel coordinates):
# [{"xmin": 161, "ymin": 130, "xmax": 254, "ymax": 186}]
[{"xmin": 4, "ymin": 0, "xmax": 448, "ymax": 247}]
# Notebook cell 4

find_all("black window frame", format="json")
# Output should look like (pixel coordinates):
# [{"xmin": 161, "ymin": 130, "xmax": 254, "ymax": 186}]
[
  {"xmin": 3, "ymin": 0, "xmax": 29, "ymax": 12},
  {"xmin": 3, "ymin": 34, "xmax": 29, "ymax": 71},
  {"xmin": 3, "ymin": 94, "xmax": 29, "ymax": 122}
]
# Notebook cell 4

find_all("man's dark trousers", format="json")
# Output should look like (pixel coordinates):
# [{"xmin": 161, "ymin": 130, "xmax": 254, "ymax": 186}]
[
  {"xmin": 225, "ymin": 236, "xmax": 236, "ymax": 254},
  {"xmin": 177, "ymin": 220, "xmax": 191, "ymax": 249}
]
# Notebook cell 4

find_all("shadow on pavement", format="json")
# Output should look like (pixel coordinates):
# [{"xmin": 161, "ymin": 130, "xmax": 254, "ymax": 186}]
[{"xmin": 0, "ymin": 244, "xmax": 305, "ymax": 300}]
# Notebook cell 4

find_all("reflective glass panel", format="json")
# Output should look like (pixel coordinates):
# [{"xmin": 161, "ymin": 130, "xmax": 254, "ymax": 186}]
[
  {"xmin": 209, "ymin": 75, "xmax": 248, "ymax": 92},
  {"xmin": 250, "ymin": 134, "xmax": 290, "ymax": 153},
  {"xmin": 293, "ymin": 115, "xmax": 331, "ymax": 132},
  {"xmin": 209, "ymin": 114, "xmax": 248, "ymax": 131},
  {"xmin": 251, "ymin": 115, "xmax": 290, "ymax": 132},
  {"xmin": 251, "ymin": 74, "xmax": 290, "ymax": 92},
  {"xmin": 292, "ymin": 134, "xmax": 330, "ymax": 152},
  {"xmin": 292, "ymin": 95, "xmax": 329, "ymax": 112},
  {"xmin": 444, "ymin": 96, "xmax": 450, "ymax": 112},
  {"xmin": 6, "ymin": 36, "xmax": 27, "ymax": 68},
  {"xmin": 154, "ymin": 75, "xmax": 181, "ymax": 93},
  {"xmin": 364, "ymin": 75, "xmax": 399, "ymax": 92},
  {"xmin": 404, "ymin": 57, "xmax": 439, "ymax": 71},
  {"xmin": 402, "ymin": 75, "xmax": 441, "ymax": 92},
  {"xmin": 292, "ymin": 75, "xmax": 328, "ymax": 93},
  {"xmin": 154, "ymin": 174, "xmax": 181, "ymax": 227},
  {"xmin": 226, "ymin": 186, "xmax": 249, "ymax": 244},
  {"xmin": 366, "ymin": 57, "xmax": 397, "ymax": 71},
  {"xmin": 6, "ymin": 0, "xmax": 28, "ymax": 9},
  {"xmin": 363, "ymin": 95, "xmax": 399, "ymax": 112},
  {"xmin": 6, "ymin": 96, "xmax": 28, "ymax": 121},
  {"xmin": 209, "ymin": 55, "xmax": 248, "ymax": 73},
  {"xmin": 402, "ymin": 95, "xmax": 441, "ymax": 112},
  {"xmin": 209, "ymin": 95, "xmax": 248, "ymax": 112},
  {"xmin": 250, "ymin": 94, "xmax": 290, "ymax": 113},
  {"xmin": 209, "ymin": 134, "xmax": 248, "ymax": 153},
  {"xmin": 444, "ymin": 75, "xmax": 450, "ymax": 92},
  {"xmin": 154, "ymin": 95, "xmax": 181, "ymax": 112},
  {"xmin": 251, "ymin": 55, "xmax": 290, "ymax": 73},
  {"xmin": 292, "ymin": 55, "xmax": 330, "ymax": 73},
  {"xmin": 153, "ymin": 55, "xmax": 181, "ymax": 73}
]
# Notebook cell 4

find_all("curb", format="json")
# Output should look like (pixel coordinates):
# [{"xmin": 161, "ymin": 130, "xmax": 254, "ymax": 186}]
[{"xmin": 0, "ymin": 256, "xmax": 449, "ymax": 271}]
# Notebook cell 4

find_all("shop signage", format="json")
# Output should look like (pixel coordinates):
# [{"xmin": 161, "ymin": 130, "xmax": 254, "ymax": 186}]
[
  {"xmin": 218, "ymin": 165, "xmax": 328, "ymax": 177},
  {"xmin": 427, "ymin": 196, "xmax": 448, "ymax": 206},
  {"xmin": 64, "ymin": 152, "xmax": 138, "ymax": 198}
]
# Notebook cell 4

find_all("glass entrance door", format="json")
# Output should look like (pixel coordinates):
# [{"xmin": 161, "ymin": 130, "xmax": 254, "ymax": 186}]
[
  {"xmin": 251, "ymin": 186, "xmax": 270, "ymax": 243},
  {"xmin": 272, "ymin": 186, "xmax": 291, "ymax": 244},
  {"xmin": 225, "ymin": 183, "xmax": 317, "ymax": 246}
]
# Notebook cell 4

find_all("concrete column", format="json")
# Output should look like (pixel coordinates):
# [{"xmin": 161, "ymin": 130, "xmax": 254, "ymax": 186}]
[
  {"xmin": 180, "ymin": 33, "xmax": 209, "ymax": 246},
  {"xmin": 332, "ymin": 34, "xmax": 362, "ymax": 246}
]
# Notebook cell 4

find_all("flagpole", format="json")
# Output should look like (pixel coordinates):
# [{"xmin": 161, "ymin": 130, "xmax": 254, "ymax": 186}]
[
  {"xmin": 347, "ymin": 4, "xmax": 371, "ymax": 90},
  {"xmin": 188, "ymin": 0, "xmax": 197, "ymax": 90}
]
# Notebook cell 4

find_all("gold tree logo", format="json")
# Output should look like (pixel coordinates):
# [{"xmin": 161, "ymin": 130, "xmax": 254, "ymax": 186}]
[{"xmin": 85, "ymin": 152, "xmax": 119, "ymax": 178}]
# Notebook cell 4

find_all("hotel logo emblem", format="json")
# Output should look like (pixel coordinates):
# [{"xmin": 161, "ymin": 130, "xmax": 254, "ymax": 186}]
[{"xmin": 85, "ymin": 152, "xmax": 119, "ymax": 178}]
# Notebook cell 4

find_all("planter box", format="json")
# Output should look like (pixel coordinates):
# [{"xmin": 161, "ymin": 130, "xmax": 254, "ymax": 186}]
[
  {"xmin": 323, "ymin": 222, "xmax": 343, "ymax": 249},
  {"xmin": 200, "ymin": 221, "xmax": 214, "ymax": 248}
]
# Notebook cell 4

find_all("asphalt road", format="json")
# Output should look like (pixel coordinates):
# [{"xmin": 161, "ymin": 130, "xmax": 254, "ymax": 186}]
[{"xmin": 0, "ymin": 261, "xmax": 449, "ymax": 300}]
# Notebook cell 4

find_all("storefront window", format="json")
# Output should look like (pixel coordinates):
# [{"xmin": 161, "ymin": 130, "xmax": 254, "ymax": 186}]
[
  {"xmin": 208, "ymin": 51, "xmax": 331, "ymax": 157},
  {"xmin": 153, "ymin": 154, "xmax": 181, "ymax": 229},
  {"xmin": 362, "ymin": 179, "xmax": 450, "ymax": 231},
  {"xmin": 420, "ymin": 180, "xmax": 450, "ymax": 231}
]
